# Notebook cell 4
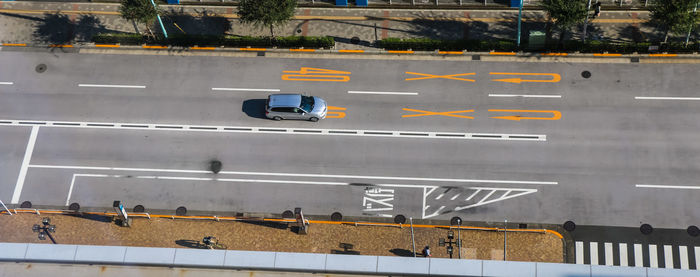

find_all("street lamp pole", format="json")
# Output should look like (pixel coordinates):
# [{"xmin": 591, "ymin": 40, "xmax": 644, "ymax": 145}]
[
  {"xmin": 503, "ymin": 219, "xmax": 507, "ymax": 260},
  {"xmin": 149, "ymin": 0, "xmax": 168, "ymax": 39},
  {"xmin": 685, "ymin": 1, "xmax": 698, "ymax": 46},
  {"xmin": 582, "ymin": 0, "xmax": 592, "ymax": 43},
  {"xmin": 516, "ymin": 0, "xmax": 523, "ymax": 48}
]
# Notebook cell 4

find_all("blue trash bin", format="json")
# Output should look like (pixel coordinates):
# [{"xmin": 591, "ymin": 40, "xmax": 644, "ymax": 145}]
[
  {"xmin": 356, "ymin": 0, "xmax": 368, "ymax": 6},
  {"xmin": 336, "ymin": 0, "xmax": 348, "ymax": 6},
  {"xmin": 509, "ymin": 0, "xmax": 521, "ymax": 7}
]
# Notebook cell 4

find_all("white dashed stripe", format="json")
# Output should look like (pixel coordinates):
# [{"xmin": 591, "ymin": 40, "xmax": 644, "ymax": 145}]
[
  {"xmin": 604, "ymin": 243, "xmax": 614, "ymax": 266},
  {"xmin": 619, "ymin": 243, "xmax": 628, "ymax": 267},
  {"xmin": 634, "ymin": 244, "xmax": 643, "ymax": 267},
  {"xmin": 664, "ymin": 245, "xmax": 673, "ymax": 268},
  {"xmin": 575, "ymin": 241, "xmax": 584, "ymax": 264},
  {"xmin": 649, "ymin": 245, "xmax": 658, "ymax": 268},
  {"xmin": 679, "ymin": 246, "xmax": 689, "ymax": 270},
  {"xmin": 590, "ymin": 242, "xmax": 599, "ymax": 265}
]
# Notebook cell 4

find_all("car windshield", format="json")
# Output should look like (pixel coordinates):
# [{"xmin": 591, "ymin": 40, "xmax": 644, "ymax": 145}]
[{"xmin": 300, "ymin": 96, "xmax": 314, "ymax": 112}]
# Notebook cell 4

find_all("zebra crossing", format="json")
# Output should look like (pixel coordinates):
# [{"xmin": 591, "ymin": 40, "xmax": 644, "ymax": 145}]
[{"xmin": 575, "ymin": 241, "xmax": 699, "ymax": 270}]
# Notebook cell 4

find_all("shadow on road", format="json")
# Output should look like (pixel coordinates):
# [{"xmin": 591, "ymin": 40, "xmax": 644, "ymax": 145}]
[
  {"xmin": 389, "ymin": 248, "xmax": 415, "ymax": 257},
  {"xmin": 242, "ymin": 99, "xmax": 268, "ymax": 120},
  {"xmin": 175, "ymin": 239, "xmax": 207, "ymax": 249}
]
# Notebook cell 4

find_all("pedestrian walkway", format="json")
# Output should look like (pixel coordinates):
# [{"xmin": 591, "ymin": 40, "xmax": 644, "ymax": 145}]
[{"xmin": 575, "ymin": 241, "xmax": 699, "ymax": 270}]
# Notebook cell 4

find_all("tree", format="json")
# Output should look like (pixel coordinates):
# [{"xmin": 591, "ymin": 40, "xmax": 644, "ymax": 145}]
[
  {"xmin": 119, "ymin": 0, "xmax": 159, "ymax": 37},
  {"xmin": 649, "ymin": 0, "xmax": 700, "ymax": 43},
  {"xmin": 237, "ymin": 0, "xmax": 297, "ymax": 37},
  {"xmin": 540, "ymin": 0, "xmax": 588, "ymax": 46}
]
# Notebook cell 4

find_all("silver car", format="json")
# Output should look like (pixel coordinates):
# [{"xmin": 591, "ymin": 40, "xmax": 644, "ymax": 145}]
[{"xmin": 265, "ymin": 94, "xmax": 328, "ymax": 122}]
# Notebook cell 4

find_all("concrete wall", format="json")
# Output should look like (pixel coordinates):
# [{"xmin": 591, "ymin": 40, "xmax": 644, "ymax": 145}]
[{"xmin": 0, "ymin": 243, "xmax": 698, "ymax": 277}]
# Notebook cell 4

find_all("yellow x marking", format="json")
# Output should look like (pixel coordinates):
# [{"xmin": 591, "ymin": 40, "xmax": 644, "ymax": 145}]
[
  {"xmin": 405, "ymin": 72, "xmax": 476, "ymax": 82},
  {"xmin": 402, "ymin": 108, "xmax": 474, "ymax": 119}
]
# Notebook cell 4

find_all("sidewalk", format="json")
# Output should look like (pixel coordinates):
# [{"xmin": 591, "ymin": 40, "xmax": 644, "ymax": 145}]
[
  {"xmin": 0, "ymin": 1, "xmax": 685, "ymax": 49},
  {"xmin": 0, "ymin": 213, "xmax": 564, "ymax": 262}
]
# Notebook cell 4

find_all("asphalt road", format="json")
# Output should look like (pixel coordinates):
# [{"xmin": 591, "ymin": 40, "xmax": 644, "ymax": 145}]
[{"xmin": 1, "ymin": 50, "xmax": 699, "ymax": 229}]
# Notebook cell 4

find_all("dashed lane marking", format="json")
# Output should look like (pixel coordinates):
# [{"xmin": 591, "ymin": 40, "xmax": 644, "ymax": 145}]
[
  {"xmin": 635, "ymin": 96, "xmax": 700, "ymax": 101},
  {"xmin": 348, "ymin": 91, "xmax": 418, "ymax": 96},
  {"xmin": 488, "ymin": 94, "xmax": 561, "ymax": 98},
  {"xmin": 78, "ymin": 84, "xmax": 146, "ymax": 89},
  {"xmin": 636, "ymin": 184, "xmax": 700, "ymax": 190},
  {"xmin": 211, "ymin": 87, "xmax": 280, "ymax": 92},
  {"xmin": 0, "ymin": 119, "xmax": 547, "ymax": 142},
  {"xmin": 0, "ymin": 82, "xmax": 13, "ymax": 85}
]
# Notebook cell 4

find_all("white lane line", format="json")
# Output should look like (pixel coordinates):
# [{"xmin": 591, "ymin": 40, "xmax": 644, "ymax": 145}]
[
  {"xmin": 619, "ymin": 243, "xmax": 628, "ymax": 266},
  {"xmin": 664, "ymin": 245, "xmax": 673, "ymax": 268},
  {"xmin": 348, "ymin": 90, "xmax": 418, "ymax": 96},
  {"xmin": 488, "ymin": 94, "xmax": 562, "ymax": 98},
  {"xmin": 636, "ymin": 184, "xmax": 700, "ymax": 190},
  {"xmin": 605, "ymin": 242, "xmax": 614, "ymax": 266},
  {"xmin": 78, "ymin": 84, "xmax": 146, "ymax": 89},
  {"xmin": 634, "ymin": 244, "xmax": 643, "ymax": 267},
  {"xmin": 679, "ymin": 246, "xmax": 689, "ymax": 270},
  {"xmin": 575, "ymin": 241, "xmax": 584, "ymax": 264},
  {"xmin": 465, "ymin": 189, "xmax": 481, "ymax": 201},
  {"xmin": 29, "ymin": 164, "xmax": 558, "ymax": 185},
  {"xmin": 590, "ymin": 242, "xmax": 599, "ymax": 265},
  {"xmin": 695, "ymin": 247, "xmax": 700, "ymax": 270},
  {"xmin": 635, "ymin": 96, "xmax": 700, "ymax": 101},
  {"xmin": 649, "ymin": 244, "xmax": 658, "ymax": 268},
  {"xmin": 211, "ymin": 88, "xmax": 280, "ymax": 92},
  {"xmin": 449, "ymin": 193, "xmax": 461, "ymax": 201},
  {"xmin": 0, "ymin": 81, "xmax": 13, "ymax": 85},
  {"xmin": 435, "ymin": 193, "xmax": 445, "ymax": 200},
  {"xmin": 0, "ymin": 119, "xmax": 548, "ymax": 142},
  {"xmin": 11, "ymin": 126, "xmax": 39, "ymax": 204}
]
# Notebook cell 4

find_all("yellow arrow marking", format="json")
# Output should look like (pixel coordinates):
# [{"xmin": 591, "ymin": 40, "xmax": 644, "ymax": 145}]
[
  {"xmin": 326, "ymin": 106, "xmax": 347, "ymax": 119},
  {"xmin": 405, "ymin": 72, "xmax": 476, "ymax": 82},
  {"xmin": 402, "ymin": 108, "xmax": 475, "ymax": 119},
  {"xmin": 489, "ymin": 72, "xmax": 561, "ymax": 84},
  {"xmin": 282, "ymin": 67, "xmax": 351, "ymax": 82},
  {"xmin": 488, "ymin": 109, "xmax": 562, "ymax": 121}
]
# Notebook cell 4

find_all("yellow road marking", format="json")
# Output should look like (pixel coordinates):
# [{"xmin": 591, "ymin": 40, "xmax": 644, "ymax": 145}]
[
  {"xmin": 489, "ymin": 52, "xmax": 516, "ymax": 55},
  {"xmin": 338, "ymin": 49, "xmax": 364, "ymax": 53},
  {"xmin": 405, "ymin": 72, "xmax": 475, "ymax": 82},
  {"xmin": 239, "ymin": 48, "xmax": 266, "ymax": 51},
  {"xmin": 142, "ymin": 45, "xmax": 167, "ymax": 49},
  {"xmin": 326, "ymin": 106, "xmax": 347, "ymax": 119},
  {"xmin": 1, "ymin": 43, "xmax": 27, "ymax": 46},
  {"xmin": 191, "ymin": 46, "xmax": 215, "ymax": 50},
  {"xmin": 489, "ymin": 72, "xmax": 561, "ymax": 84},
  {"xmin": 282, "ymin": 67, "xmax": 351, "ymax": 82},
  {"xmin": 290, "ymin": 49, "xmax": 315, "ymax": 52},
  {"xmin": 649, "ymin": 53, "xmax": 677, "ymax": 57},
  {"xmin": 488, "ymin": 109, "xmax": 562, "ymax": 121},
  {"xmin": 541, "ymin": 53, "xmax": 567, "ymax": 56},
  {"xmin": 95, "ymin": 44, "xmax": 119, "ymax": 48},
  {"xmin": 49, "ymin": 44, "xmax": 73, "ymax": 48},
  {"xmin": 388, "ymin": 50, "xmax": 414, "ymax": 54},
  {"xmin": 402, "ymin": 108, "xmax": 475, "ymax": 119},
  {"xmin": 438, "ymin": 51, "xmax": 463, "ymax": 55},
  {"xmin": 593, "ymin": 53, "xmax": 622, "ymax": 56}
]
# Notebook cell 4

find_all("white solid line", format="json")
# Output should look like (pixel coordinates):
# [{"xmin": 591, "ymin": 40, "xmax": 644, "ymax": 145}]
[
  {"xmin": 605, "ymin": 243, "xmax": 614, "ymax": 266},
  {"xmin": 635, "ymin": 96, "xmax": 700, "ymax": 101},
  {"xmin": 619, "ymin": 243, "xmax": 628, "ymax": 267},
  {"xmin": 66, "ymin": 175, "xmax": 76, "ymax": 206},
  {"xmin": 634, "ymin": 244, "xmax": 643, "ymax": 267},
  {"xmin": 78, "ymin": 84, "xmax": 146, "ymax": 89},
  {"xmin": 664, "ymin": 245, "xmax": 673, "ymax": 268},
  {"xmin": 695, "ymin": 247, "xmax": 700, "ymax": 270},
  {"xmin": 0, "ymin": 82, "xmax": 13, "ymax": 85},
  {"xmin": 590, "ymin": 242, "xmax": 599, "ymax": 265},
  {"xmin": 211, "ymin": 88, "xmax": 280, "ymax": 92},
  {"xmin": 575, "ymin": 241, "xmax": 584, "ymax": 264},
  {"xmin": 649, "ymin": 244, "xmax": 658, "ymax": 268},
  {"xmin": 11, "ymin": 126, "xmax": 39, "ymax": 204},
  {"xmin": 636, "ymin": 184, "xmax": 700, "ymax": 190},
  {"xmin": 488, "ymin": 94, "xmax": 562, "ymax": 98},
  {"xmin": 348, "ymin": 90, "xmax": 418, "ymax": 95},
  {"xmin": 75, "ymin": 174, "xmax": 347, "ymax": 186},
  {"xmin": 28, "ymin": 164, "xmax": 557, "ymax": 185},
  {"xmin": 679, "ymin": 246, "xmax": 689, "ymax": 270}
]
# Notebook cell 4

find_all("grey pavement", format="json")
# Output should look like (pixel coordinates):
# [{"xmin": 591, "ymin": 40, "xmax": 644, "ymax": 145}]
[
  {"xmin": 1, "ymin": 1, "xmax": 693, "ymax": 50},
  {"xmin": 0, "ymin": 50, "xmax": 699, "ymax": 230}
]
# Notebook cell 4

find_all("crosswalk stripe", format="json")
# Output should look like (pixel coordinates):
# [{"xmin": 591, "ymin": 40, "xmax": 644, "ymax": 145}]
[
  {"xmin": 619, "ymin": 243, "xmax": 628, "ymax": 266},
  {"xmin": 695, "ymin": 247, "xmax": 699, "ymax": 270},
  {"xmin": 679, "ymin": 246, "xmax": 689, "ymax": 269},
  {"xmin": 576, "ymin": 241, "xmax": 584, "ymax": 264},
  {"xmin": 605, "ymin": 243, "xmax": 614, "ymax": 266},
  {"xmin": 590, "ymin": 242, "xmax": 599, "ymax": 265},
  {"xmin": 649, "ymin": 244, "xmax": 658, "ymax": 268},
  {"xmin": 634, "ymin": 244, "xmax": 643, "ymax": 267},
  {"xmin": 664, "ymin": 245, "xmax": 673, "ymax": 268}
]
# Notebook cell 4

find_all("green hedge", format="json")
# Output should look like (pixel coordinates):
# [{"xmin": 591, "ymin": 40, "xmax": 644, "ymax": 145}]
[
  {"xmin": 92, "ymin": 33, "xmax": 335, "ymax": 49},
  {"xmin": 379, "ymin": 37, "xmax": 699, "ymax": 53},
  {"xmin": 378, "ymin": 38, "xmax": 516, "ymax": 52}
]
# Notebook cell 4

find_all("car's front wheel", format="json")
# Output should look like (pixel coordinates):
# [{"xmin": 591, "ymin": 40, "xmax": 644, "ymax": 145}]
[
  {"xmin": 272, "ymin": 116, "xmax": 282, "ymax": 121},
  {"xmin": 309, "ymin": 117, "xmax": 319, "ymax": 122}
]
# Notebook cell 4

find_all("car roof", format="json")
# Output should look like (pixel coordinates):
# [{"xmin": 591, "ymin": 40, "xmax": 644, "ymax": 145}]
[{"xmin": 268, "ymin": 94, "xmax": 302, "ymax": 108}]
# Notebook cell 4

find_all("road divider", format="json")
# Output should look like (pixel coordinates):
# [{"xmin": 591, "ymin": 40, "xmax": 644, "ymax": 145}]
[{"xmin": 0, "ymin": 119, "xmax": 547, "ymax": 141}]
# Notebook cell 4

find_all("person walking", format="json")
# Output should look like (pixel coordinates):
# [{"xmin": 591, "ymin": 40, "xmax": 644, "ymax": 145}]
[{"xmin": 422, "ymin": 246, "xmax": 431, "ymax": 257}]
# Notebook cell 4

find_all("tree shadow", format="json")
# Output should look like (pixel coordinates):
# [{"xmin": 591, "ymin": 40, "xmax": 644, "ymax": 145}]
[
  {"xmin": 162, "ymin": 8, "xmax": 232, "ymax": 36},
  {"xmin": 242, "ymin": 99, "xmax": 268, "ymax": 119},
  {"xmin": 175, "ymin": 239, "xmax": 208, "ymax": 249},
  {"xmin": 389, "ymin": 248, "xmax": 415, "ymax": 257},
  {"xmin": 33, "ymin": 13, "xmax": 110, "ymax": 44}
]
